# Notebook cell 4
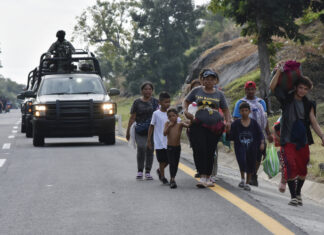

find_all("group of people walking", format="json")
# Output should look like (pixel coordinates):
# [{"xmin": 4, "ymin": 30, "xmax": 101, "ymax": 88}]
[{"xmin": 126, "ymin": 65, "xmax": 324, "ymax": 206}]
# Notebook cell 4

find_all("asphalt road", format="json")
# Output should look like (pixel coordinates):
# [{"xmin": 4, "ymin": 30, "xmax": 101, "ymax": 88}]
[{"xmin": 0, "ymin": 110, "xmax": 323, "ymax": 235}]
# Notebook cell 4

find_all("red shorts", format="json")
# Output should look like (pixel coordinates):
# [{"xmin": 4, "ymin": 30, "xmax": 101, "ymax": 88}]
[{"xmin": 282, "ymin": 143, "xmax": 310, "ymax": 180}]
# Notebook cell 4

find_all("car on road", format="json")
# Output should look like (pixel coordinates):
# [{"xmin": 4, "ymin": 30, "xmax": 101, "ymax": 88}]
[
  {"xmin": 21, "ymin": 50, "xmax": 120, "ymax": 146},
  {"xmin": 18, "ymin": 67, "xmax": 39, "ymax": 135}
]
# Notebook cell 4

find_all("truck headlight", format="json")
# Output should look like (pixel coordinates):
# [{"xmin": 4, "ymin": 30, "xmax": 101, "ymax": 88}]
[
  {"xmin": 34, "ymin": 105, "xmax": 46, "ymax": 117},
  {"xmin": 102, "ymin": 103, "xmax": 115, "ymax": 115}
]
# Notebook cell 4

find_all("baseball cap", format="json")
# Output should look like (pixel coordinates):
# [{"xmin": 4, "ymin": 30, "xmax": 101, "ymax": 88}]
[
  {"xmin": 201, "ymin": 69, "xmax": 218, "ymax": 79},
  {"xmin": 244, "ymin": 81, "xmax": 256, "ymax": 89}
]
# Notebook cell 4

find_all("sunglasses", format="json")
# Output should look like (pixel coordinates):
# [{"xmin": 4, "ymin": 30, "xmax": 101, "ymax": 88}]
[{"xmin": 202, "ymin": 70, "xmax": 218, "ymax": 78}]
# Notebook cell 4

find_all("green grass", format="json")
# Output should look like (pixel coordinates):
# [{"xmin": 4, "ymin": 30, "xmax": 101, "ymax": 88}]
[{"xmin": 115, "ymin": 96, "xmax": 139, "ymax": 129}]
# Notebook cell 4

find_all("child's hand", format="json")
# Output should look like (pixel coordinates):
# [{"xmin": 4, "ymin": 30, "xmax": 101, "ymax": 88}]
[
  {"xmin": 168, "ymin": 121, "xmax": 176, "ymax": 127},
  {"xmin": 260, "ymin": 143, "xmax": 265, "ymax": 151},
  {"xmin": 147, "ymin": 140, "xmax": 153, "ymax": 150}
]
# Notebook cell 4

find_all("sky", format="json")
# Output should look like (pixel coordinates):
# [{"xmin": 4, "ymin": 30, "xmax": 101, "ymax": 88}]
[{"xmin": 0, "ymin": 0, "xmax": 210, "ymax": 85}]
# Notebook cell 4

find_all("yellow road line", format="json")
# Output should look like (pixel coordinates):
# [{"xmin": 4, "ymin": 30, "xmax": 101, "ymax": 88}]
[{"xmin": 116, "ymin": 136, "xmax": 294, "ymax": 235}]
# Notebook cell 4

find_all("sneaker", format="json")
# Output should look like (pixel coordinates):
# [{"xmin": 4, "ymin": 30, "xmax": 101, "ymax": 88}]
[
  {"xmin": 161, "ymin": 177, "xmax": 169, "ymax": 185},
  {"xmin": 136, "ymin": 171, "xmax": 143, "ymax": 180},
  {"xmin": 145, "ymin": 173, "xmax": 153, "ymax": 180},
  {"xmin": 244, "ymin": 185, "xmax": 251, "ymax": 191},
  {"xmin": 156, "ymin": 169, "xmax": 162, "ymax": 181},
  {"xmin": 296, "ymin": 195, "xmax": 303, "ymax": 206},
  {"xmin": 210, "ymin": 176, "xmax": 218, "ymax": 183},
  {"xmin": 278, "ymin": 181, "xmax": 286, "ymax": 193},
  {"xmin": 249, "ymin": 174, "xmax": 258, "ymax": 187},
  {"xmin": 194, "ymin": 173, "xmax": 200, "ymax": 178},
  {"xmin": 170, "ymin": 180, "xmax": 177, "ymax": 189},
  {"xmin": 196, "ymin": 177, "xmax": 206, "ymax": 188},
  {"xmin": 288, "ymin": 198, "xmax": 298, "ymax": 206},
  {"xmin": 238, "ymin": 181, "xmax": 245, "ymax": 188},
  {"xmin": 206, "ymin": 178, "xmax": 215, "ymax": 187}
]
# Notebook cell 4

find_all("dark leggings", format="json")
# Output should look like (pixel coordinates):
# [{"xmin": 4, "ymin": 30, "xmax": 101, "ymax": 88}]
[
  {"xmin": 167, "ymin": 145, "xmax": 181, "ymax": 178},
  {"xmin": 189, "ymin": 124, "xmax": 219, "ymax": 175}
]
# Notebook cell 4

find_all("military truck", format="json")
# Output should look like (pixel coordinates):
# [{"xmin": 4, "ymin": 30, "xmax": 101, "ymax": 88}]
[{"xmin": 22, "ymin": 50, "xmax": 119, "ymax": 146}]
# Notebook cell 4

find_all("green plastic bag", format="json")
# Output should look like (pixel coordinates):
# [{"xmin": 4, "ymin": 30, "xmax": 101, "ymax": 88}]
[{"xmin": 263, "ymin": 144, "xmax": 280, "ymax": 178}]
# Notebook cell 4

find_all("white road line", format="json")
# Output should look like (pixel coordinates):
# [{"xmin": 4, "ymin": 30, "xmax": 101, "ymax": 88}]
[
  {"xmin": 2, "ymin": 143, "xmax": 11, "ymax": 150},
  {"xmin": 13, "ymin": 126, "xmax": 18, "ymax": 129},
  {"xmin": 12, "ymin": 130, "xmax": 17, "ymax": 133},
  {"xmin": 8, "ymin": 135, "xmax": 15, "ymax": 139},
  {"xmin": 0, "ymin": 159, "xmax": 6, "ymax": 167}
]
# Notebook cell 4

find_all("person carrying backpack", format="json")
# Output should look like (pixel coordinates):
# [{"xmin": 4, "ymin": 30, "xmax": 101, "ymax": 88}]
[{"xmin": 233, "ymin": 81, "xmax": 273, "ymax": 186}]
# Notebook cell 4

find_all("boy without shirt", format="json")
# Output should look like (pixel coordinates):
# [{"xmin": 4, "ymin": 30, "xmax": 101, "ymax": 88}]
[{"xmin": 164, "ymin": 109, "xmax": 190, "ymax": 189}]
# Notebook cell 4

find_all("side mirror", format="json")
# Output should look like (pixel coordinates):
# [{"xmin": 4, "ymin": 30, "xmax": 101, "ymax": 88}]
[
  {"xmin": 108, "ymin": 88, "xmax": 120, "ymax": 96},
  {"xmin": 17, "ymin": 93, "xmax": 25, "ymax": 100},
  {"xmin": 24, "ymin": 91, "xmax": 36, "ymax": 98}
]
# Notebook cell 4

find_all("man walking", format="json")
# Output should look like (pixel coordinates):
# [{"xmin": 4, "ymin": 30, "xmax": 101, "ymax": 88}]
[{"xmin": 270, "ymin": 70, "xmax": 324, "ymax": 206}]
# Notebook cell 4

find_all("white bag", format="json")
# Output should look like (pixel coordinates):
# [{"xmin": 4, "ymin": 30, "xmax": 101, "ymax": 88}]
[{"xmin": 128, "ymin": 122, "xmax": 137, "ymax": 149}]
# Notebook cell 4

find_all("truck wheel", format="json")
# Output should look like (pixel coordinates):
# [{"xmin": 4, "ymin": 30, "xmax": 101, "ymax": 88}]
[
  {"xmin": 21, "ymin": 118, "xmax": 26, "ymax": 133},
  {"xmin": 33, "ymin": 126, "xmax": 44, "ymax": 147},
  {"xmin": 99, "ymin": 132, "xmax": 115, "ymax": 145},
  {"xmin": 26, "ymin": 121, "xmax": 33, "ymax": 138}
]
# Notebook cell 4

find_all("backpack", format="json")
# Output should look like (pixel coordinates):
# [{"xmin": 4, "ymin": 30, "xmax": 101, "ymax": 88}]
[{"xmin": 240, "ymin": 97, "xmax": 267, "ymax": 131}]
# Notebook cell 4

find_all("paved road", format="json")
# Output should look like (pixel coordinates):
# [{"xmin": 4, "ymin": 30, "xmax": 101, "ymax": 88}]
[{"xmin": 0, "ymin": 110, "xmax": 323, "ymax": 235}]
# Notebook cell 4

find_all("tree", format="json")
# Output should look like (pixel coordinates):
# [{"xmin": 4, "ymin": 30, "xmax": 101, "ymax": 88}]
[
  {"xmin": 310, "ymin": 0, "xmax": 324, "ymax": 23},
  {"xmin": 125, "ymin": 0, "xmax": 200, "ymax": 94},
  {"xmin": 73, "ymin": 0, "xmax": 136, "ymax": 88},
  {"xmin": 209, "ymin": 0, "xmax": 311, "ymax": 101}
]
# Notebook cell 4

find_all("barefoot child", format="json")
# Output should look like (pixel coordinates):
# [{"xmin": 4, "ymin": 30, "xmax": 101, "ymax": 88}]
[
  {"xmin": 164, "ymin": 108, "xmax": 189, "ymax": 188},
  {"xmin": 229, "ymin": 102, "xmax": 265, "ymax": 191},
  {"xmin": 147, "ymin": 92, "xmax": 171, "ymax": 184}
]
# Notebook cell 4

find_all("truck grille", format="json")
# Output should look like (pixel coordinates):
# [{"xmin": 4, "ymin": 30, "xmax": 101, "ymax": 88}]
[{"xmin": 45, "ymin": 100, "xmax": 103, "ymax": 120}]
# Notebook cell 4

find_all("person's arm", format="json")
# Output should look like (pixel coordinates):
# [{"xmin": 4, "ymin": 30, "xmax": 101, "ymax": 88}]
[
  {"xmin": 265, "ymin": 121, "xmax": 273, "ymax": 143},
  {"xmin": 164, "ymin": 121, "xmax": 175, "ymax": 136},
  {"xmin": 183, "ymin": 100, "xmax": 194, "ymax": 121},
  {"xmin": 269, "ymin": 68, "xmax": 282, "ymax": 93},
  {"xmin": 48, "ymin": 42, "xmax": 56, "ymax": 53},
  {"xmin": 310, "ymin": 107, "xmax": 324, "ymax": 146},
  {"xmin": 126, "ymin": 113, "xmax": 136, "ymax": 141},
  {"xmin": 181, "ymin": 121, "xmax": 190, "ymax": 128},
  {"xmin": 222, "ymin": 108, "xmax": 232, "ymax": 131},
  {"xmin": 147, "ymin": 125, "xmax": 154, "ymax": 149}
]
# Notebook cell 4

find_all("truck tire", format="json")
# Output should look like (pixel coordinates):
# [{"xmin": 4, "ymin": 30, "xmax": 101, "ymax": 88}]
[
  {"xmin": 33, "ymin": 126, "xmax": 44, "ymax": 147},
  {"xmin": 99, "ymin": 132, "xmax": 115, "ymax": 145},
  {"xmin": 26, "ymin": 121, "xmax": 33, "ymax": 138},
  {"xmin": 21, "ymin": 118, "xmax": 26, "ymax": 133}
]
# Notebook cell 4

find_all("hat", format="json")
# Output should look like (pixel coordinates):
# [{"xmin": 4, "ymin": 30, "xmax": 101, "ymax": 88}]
[
  {"xmin": 244, "ymin": 81, "xmax": 256, "ymax": 89},
  {"xmin": 201, "ymin": 69, "xmax": 218, "ymax": 79}
]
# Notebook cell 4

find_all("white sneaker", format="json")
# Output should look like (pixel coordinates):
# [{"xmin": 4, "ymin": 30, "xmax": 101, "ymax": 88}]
[
  {"xmin": 210, "ymin": 176, "xmax": 218, "ymax": 183},
  {"xmin": 196, "ymin": 177, "xmax": 206, "ymax": 188},
  {"xmin": 206, "ymin": 178, "xmax": 215, "ymax": 187}
]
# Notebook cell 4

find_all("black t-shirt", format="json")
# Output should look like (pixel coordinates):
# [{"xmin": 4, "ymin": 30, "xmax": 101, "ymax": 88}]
[
  {"xmin": 130, "ymin": 98, "xmax": 159, "ymax": 124},
  {"xmin": 230, "ymin": 119, "xmax": 264, "ymax": 156}
]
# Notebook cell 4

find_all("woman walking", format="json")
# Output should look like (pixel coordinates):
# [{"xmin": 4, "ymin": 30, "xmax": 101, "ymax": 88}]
[
  {"xmin": 126, "ymin": 82, "xmax": 159, "ymax": 180},
  {"xmin": 183, "ymin": 69, "xmax": 231, "ymax": 187}
]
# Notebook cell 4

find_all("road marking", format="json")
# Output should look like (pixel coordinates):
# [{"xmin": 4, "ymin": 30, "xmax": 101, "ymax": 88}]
[
  {"xmin": 116, "ymin": 136, "xmax": 294, "ymax": 235},
  {"xmin": 2, "ymin": 143, "xmax": 11, "ymax": 149},
  {"xmin": 12, "ymin": 130, "xmax": 17, "ymax": 134},
  {"xmin": 8, "ymin": 135, "xmax": 15, "ymax": 139},
  {"xmin": 0, "ymin": 159, "xmax": 6, "ymax": 167},
  {"xmin": 13, "ymin": 126, "xmax": 18, "ymax": 129}
]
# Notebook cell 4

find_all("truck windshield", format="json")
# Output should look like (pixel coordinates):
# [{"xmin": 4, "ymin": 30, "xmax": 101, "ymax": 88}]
[{"xmin": 39, "ymin": 76, "xmax": 105, "ymax": 95}]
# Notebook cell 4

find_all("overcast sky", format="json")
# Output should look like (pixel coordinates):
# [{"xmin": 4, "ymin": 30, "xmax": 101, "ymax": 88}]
[{"xmin": 0, "ymin": 0, "xmax": 210, "ymax": 85}]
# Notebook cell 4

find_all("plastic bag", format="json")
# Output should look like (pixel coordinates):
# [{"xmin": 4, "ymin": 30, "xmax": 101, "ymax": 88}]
[
  {"xmin": 263, "ymin": 144, "xmax": 280, "ymax": 178},
  {"xmin": 128, "ymin": 122, "xmax": 136, "ymax": 149}
]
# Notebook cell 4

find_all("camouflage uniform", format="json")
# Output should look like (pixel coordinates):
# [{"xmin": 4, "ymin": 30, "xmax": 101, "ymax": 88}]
[{"xmin": 48, "ymin": 40, "xmax": 75, "ymax": 58}]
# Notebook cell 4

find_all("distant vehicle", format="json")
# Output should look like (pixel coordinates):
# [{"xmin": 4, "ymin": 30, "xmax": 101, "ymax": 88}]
[
  {"xmin": 17, "ymin": 67, "xmax": 39, "ymax": 135},
  {"xmin": 21, "ymin": 50, "xmax": 120, "ymax": 146}
]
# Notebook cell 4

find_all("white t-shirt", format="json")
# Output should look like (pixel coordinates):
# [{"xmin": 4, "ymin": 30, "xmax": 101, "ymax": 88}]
[{"xmin": 151, "ymin": 110, "xmax": 168, "ymax": 150}]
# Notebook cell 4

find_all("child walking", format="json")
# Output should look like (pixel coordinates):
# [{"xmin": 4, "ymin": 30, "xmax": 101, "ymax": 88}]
[
  {"xmin": 164, "ymin": 108, "xmax": 189, "ymax": 188},
  {"xmin": 147, "ymin": 92, "xmax": 171, "ymax": 184},
  {"xmin": 229, "ymin": 102, "xmax": 265, "ymax": 191}
]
